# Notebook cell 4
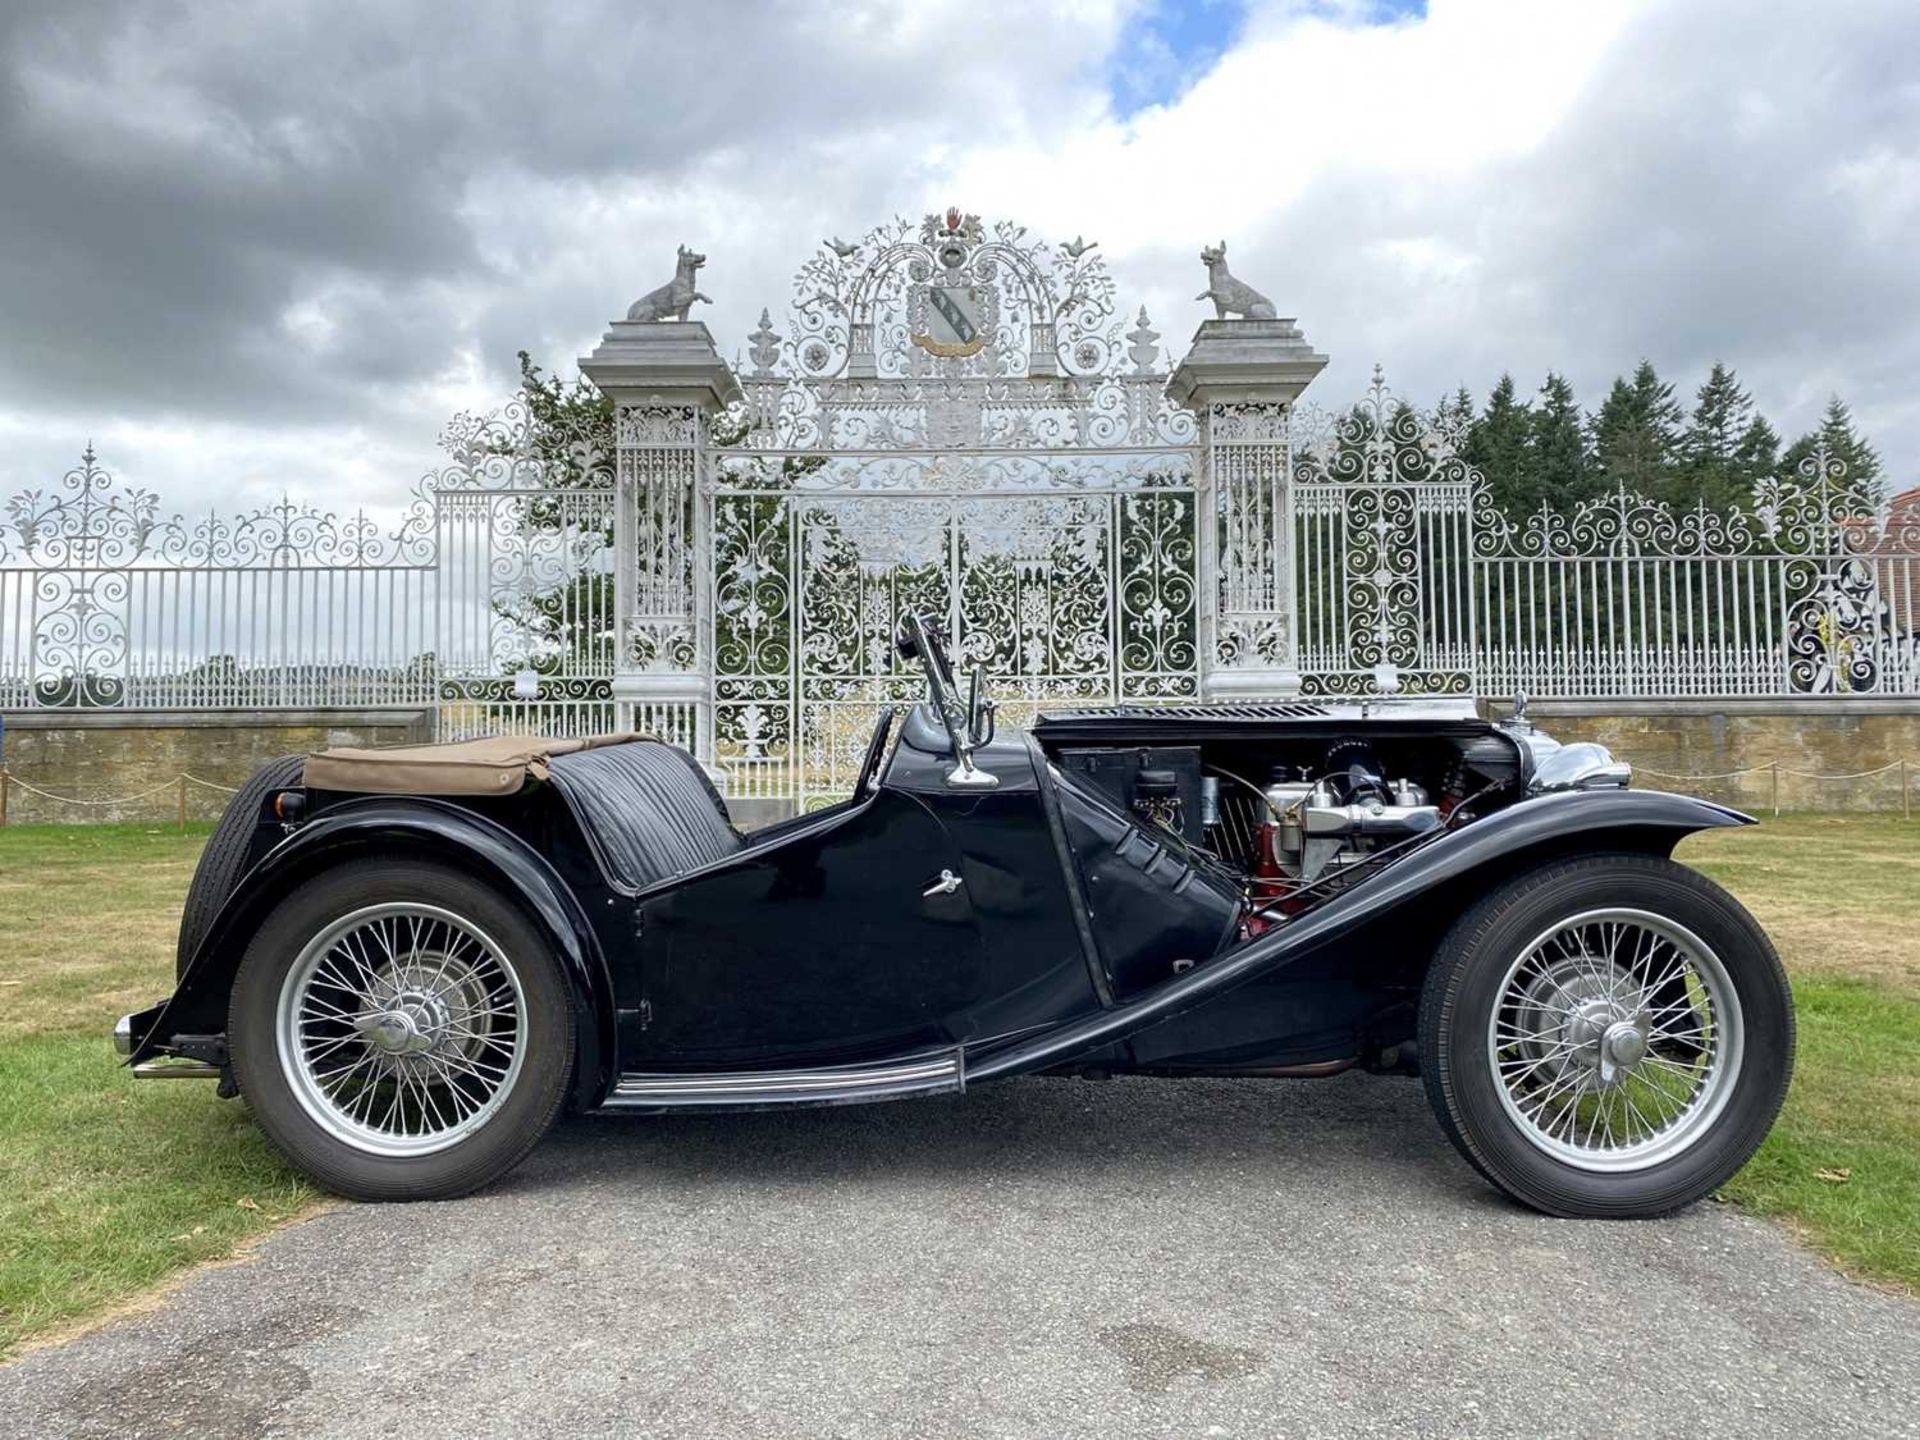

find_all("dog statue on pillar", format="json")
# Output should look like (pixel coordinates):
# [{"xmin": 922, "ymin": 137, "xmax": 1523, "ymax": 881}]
[
  {"xmin": 626, "ymin": 246, "xmax": 711, "ymax": 322},
  {"xmin": 1197, "ymin": 242, "xmax": 1276, "ymax": 320}
]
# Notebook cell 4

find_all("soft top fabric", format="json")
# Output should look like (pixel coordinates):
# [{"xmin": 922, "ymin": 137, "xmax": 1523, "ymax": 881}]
[{"xmin": 304, "ymin": 732, "xmax": 656, "ymax": 797}]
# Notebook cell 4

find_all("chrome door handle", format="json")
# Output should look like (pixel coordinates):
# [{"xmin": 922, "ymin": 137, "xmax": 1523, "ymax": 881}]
[{"xmin": 922, "ymin": 869, "xmax": 963, "ymax": 897}]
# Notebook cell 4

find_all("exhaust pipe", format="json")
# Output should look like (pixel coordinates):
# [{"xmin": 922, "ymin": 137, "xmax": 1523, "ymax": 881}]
[
  {"xmin": 114, "ymin": 1013, "xmax": 221, "ymax": 1078},
  {"xmin": 131, "ymin": 1060, "xmax": 224, "ymax": 1080}
]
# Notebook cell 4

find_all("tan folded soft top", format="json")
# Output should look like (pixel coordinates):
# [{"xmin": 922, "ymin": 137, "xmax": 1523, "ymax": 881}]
[{"xmin": 304, "ymin": 732, "xmax": 657, "ymax": 797}]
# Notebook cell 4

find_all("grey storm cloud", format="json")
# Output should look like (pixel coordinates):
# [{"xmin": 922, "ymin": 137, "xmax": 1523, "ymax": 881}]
[
  {"xmin": 0, "ymin": 1, "xmax": 1111, "ymax": 432},
  {"xmin": 0, "ymin": 0, "xmax": 1916, "ymax": 511},
  {"xmin": 1224, "ymin": 0, "xmax": 1920, "ymax": 457}
]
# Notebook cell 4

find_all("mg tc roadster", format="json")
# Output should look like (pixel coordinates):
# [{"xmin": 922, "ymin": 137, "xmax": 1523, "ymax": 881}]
[{"xmin": 117, "ymin": 613, "xmax": 1794, "ymax": 1215}]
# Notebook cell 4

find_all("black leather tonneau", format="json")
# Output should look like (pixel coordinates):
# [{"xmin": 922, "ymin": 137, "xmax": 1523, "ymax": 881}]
[{"xmin": 546, "ymin": 743, "xmax": 742, "ymax": 892}]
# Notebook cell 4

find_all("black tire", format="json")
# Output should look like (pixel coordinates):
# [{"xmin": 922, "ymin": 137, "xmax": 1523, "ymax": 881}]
[
  {"xmin": 1418, "ymin": 853, "xmax": 1794, "ymax": 1218},
  {"xmin": 177, "ymin": 754, "xmax": 305, "ymax": 979},
  {"xmin": 228, "ymin": 859, "xmax": 575, "ymax": 1201}
]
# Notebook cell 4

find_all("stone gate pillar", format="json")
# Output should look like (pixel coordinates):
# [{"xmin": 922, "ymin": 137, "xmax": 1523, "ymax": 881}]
[
  {"xmin": 1169, "ymin": 318, "xmax": 1328, "ymax": 699},
  {"xmin": 581, "ymin": 319, "xmax": 741, "ymax": 752}
]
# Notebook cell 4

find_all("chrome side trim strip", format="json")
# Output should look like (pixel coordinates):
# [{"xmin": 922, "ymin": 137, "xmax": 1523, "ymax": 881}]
[{"xmin": 608, "ymin": 1048, "xmax": 963, "ymax": 1109}]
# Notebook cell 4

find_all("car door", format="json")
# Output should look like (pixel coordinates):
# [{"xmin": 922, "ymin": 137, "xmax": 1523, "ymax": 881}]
[{"xmin": 633, "ymin": 789, "xmax": 985, "ymax": 1068}]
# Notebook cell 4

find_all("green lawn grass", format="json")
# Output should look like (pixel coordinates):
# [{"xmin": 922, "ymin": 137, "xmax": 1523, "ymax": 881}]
[
  {"xmin": 0, "ymin": 824, "xmax": 318, "ymax": 1356},
  {"xmin": 0, "ymin": 814, "xmax": 1913, "ymax": 1358},
  {"xmin": 1681, "ymin": 815, "xmax": 1920, "ymax": 1291}
]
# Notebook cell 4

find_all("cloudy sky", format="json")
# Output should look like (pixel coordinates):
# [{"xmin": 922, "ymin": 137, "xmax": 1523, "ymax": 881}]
[{"xmin": 1, "ymin": 0, "xmax": 1916, "ymax": 518}]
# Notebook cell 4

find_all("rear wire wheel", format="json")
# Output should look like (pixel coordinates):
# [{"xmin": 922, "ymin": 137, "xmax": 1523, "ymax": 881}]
[
  {"xmin": 230, "ymin": 860, "xmax": 575, "ymax": 1201},
  {"xmin": 1419, "ymin": 854, "xmax": 1793, "ymax": 1218}
]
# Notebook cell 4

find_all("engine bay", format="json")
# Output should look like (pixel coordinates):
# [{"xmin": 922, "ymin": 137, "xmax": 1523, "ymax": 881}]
[{"xmin": 1047, "ymin": 724, "xmax": 1527, "ymax": 932}]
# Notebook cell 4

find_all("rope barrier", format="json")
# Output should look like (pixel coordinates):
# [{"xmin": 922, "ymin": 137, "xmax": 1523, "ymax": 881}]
[
  {"xmin": 4, "ymin": 776, "xmax": 185, "ymax": 805},
  {"xmin": 0, "ymin": 767, "xmax": 244, "ymax": 827},
  {"xmin": 1635, "ymin": 760, "xmax": 1915, "ymax": 782}
]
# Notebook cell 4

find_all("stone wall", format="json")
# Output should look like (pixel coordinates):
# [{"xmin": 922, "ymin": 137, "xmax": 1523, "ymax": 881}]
[
  {"xmin": 1484, "ymin": 699, "xmax": 1920, "ymax": 815},
  {"xmin": 2, "ymin": 701, "xmax": 1916, "ymax": 826},
  {"xmin": 0, "ymin": 710, "xmax": 433, "ymax": 825}
]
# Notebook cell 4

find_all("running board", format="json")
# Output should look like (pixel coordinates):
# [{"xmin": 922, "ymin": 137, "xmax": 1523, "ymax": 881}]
[{"xmin": 603, "ymin": 1048, "xmax": 963, "ymax": 1112}]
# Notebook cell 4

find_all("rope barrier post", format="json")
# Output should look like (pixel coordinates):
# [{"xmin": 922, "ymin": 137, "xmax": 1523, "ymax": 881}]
[
  {"xmin": 177, "ymin": 774, "xmax": 188, "ymax": 833},
  {"xmin": 0, "ymin": 768, "xmax": 8, "ymax": 828},
  {"xmin": 1904, "ymin": 758, "xmax": 1911, "ymax": 822},
  {"xmin": 1771, "ymin": 760, "xmax": 1780, "ymax": 819}
]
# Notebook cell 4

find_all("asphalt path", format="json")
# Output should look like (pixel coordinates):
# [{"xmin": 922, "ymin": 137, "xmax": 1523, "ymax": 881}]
[{"xmin": 3, "ymin": 1072, "xmax": 1915, "ymax": 1439}]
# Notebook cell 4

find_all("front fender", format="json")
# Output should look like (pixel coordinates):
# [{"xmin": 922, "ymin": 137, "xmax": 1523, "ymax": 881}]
[
  {"xmin": 132, "ymin": 798, "xmax": 618, "ymax": 1108},
  {"xmin": 966, "ymin": 788, "xmax": 1751, "ymax": 1081}
]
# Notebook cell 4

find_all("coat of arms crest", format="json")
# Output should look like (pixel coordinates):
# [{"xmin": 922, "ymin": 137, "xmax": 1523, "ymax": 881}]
[{"xmin": 909, "ymin": 207, "xmax": 995, "ymax": 359}]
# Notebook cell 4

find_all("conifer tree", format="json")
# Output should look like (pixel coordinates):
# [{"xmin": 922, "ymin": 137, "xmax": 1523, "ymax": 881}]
[
  {"xmin": 1733, "ymin": 414, "xmax": 1780, "ymax": 495},
  {"xmin": 1782, "ymin": 396, "xmax": 1883, "ymax": 508},
  {"xmin": 1436, "ymin": 385, "xmax": 1477, "ymax": 435},
  {"xmin": 1463, "ymin": 374, "xmax": 1533, "ymax": 516},
  {"xmin": 1676, "ymin": 362, "xmax": 1757, "ymax": 512},
  {"xmin": 1527, "ymin": 372, "xmax": 1595, "ymax": 511},
  {"xmin": 1590, "ymin": 360, "xmax": 1682, "ymax": 498}
]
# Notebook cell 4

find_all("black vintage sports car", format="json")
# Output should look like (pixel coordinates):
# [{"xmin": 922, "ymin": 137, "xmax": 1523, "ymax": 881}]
[{"xmin": 118, "ymin": 613, "xmax": 1793, "ymax": 1215}]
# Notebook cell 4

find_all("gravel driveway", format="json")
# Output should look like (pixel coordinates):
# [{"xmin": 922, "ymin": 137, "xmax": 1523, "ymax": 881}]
[{"xmin": 3, "ymin": 1072, "xmax": 1915, "ymax": 1439}]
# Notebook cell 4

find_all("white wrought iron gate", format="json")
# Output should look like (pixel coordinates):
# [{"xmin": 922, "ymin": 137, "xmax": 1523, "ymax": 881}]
[
  {"xmin": 700, "ymin": 213, "xmax": 1202, "ymax": 809},
  {"xmin": 707, "ymin": 469, "xmax": 1199, "ymax": 808}
]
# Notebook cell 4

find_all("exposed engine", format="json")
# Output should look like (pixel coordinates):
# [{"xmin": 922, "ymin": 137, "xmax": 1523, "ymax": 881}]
[
  {"xmin": 1055, "ymin": 728, "xmax": 1528, "ymax": 931},
  {"xmin": 1244, "ymin": 746, "xmax": 1440, "ymax": 917}
]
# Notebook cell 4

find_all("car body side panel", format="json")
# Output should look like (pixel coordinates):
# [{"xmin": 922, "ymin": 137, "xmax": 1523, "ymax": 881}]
[
  {"xmin": 133, "ymin": 798, "xmax": 623, "ymax": 1107},
  {"xmin": 963, "ymin": 788, "xmax": 1752, "ymax": 1083},
  {"xmin": 926, "ymin": 788, "xmax": 1108, "ymax": 1042},
  {"xmin": 633, "ymin": 789, "xmax": 990, "ymax": 1069}
]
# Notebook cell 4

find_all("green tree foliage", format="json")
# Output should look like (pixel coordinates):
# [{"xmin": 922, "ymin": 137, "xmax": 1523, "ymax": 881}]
[
  {"xmin": 1435, "ymin": 384, "xmax": 1476, "ymax": 435},
  {"xmin": 1527, "ymin": 372, "xmax": 1598, "ymax": 511},
  {"xmin": 1590, "ymin": 360, "xmax": 1682, "ymax": 497},
  {"xmin": 1462, "ymin": 374, "xmax": 1533, "ymax": 515},
  {"xmin": 1459, "ymin": 362, "xmax": 1884, "ymax": 524},
  {"xmin": 1673, "ymin": 362, "xmax": 1765, "ymax": 513},
  {"xmin": 1782, "ymin": 396, "xmax": 1884, "ymax": 509},
  {"xmin": 513, "ymin": 350, "xmax": 615, "ymax": 486}
]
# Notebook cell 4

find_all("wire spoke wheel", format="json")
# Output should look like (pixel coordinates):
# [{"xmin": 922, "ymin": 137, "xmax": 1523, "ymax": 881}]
[
  {"xmin": 276, "ymin": 902, "xmax": 528, "ymax": 1158},
  {"xmin": 1487, "ymin": 906, "xmax": 1744, "ymax": 1172}
]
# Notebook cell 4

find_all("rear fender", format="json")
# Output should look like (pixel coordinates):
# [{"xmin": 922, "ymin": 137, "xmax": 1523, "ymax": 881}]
[
  {"xmin": 966, "ymin": 788, "xmax": 1753, "ymax": 1081},
  {"xmin": 132, "ymin": 798, "xmax": 617, "ymax": 1107}
]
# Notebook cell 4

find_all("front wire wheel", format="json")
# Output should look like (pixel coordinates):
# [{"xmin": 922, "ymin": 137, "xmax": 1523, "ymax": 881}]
[
  {"xmin": 1489, "ymin": 909, "xmax": 1742, "ymax": 1171},
  {"xmin": 231, "ymin": 861, "xmax": 575, "ymax": 1201},
  {"xmin": 1420, "ymin": 854, "xmax": 1793, "ymax": 1218}
]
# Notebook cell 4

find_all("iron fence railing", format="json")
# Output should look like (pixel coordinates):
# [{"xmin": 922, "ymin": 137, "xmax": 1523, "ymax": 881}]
[{"xmin": 3, "ymin": 387, "xmax": 1916, "ymax": 759}]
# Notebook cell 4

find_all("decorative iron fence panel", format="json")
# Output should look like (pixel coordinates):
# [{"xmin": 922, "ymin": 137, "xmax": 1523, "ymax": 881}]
[
  {"xmin": 1471, "ymin": 452, "xmax": 1920, "ymax": 699},
  {"xmin": 1, "ymin": 446, "xmax": 438, "ymax": 711},
  {"xmin": 1287, "ymin": 374, "xmax": 1479, "ymax": 695},
  {"xmin": 1282, "ymin": 374, "xmax": 1919, "ymax": 700},
  {"xmin": 699, "ymin": 212, "xmax": 1205, "ymax": 810},
  {"xmin": 422, "ymin": 401, "xmax": 622, "ymax": 740}
]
